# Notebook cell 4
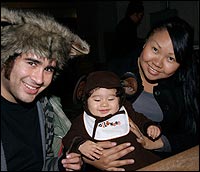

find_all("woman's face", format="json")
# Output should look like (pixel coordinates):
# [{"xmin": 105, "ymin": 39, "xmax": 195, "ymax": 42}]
[{"xmin": 139, "ymin": 29, "xmax": 180, "ymax": 81}]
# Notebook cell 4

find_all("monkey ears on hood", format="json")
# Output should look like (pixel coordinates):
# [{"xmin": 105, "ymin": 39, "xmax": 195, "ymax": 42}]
[
  {"xmin": 1, "ymin": 7, "xmax": 90, "ymax": 70},
  {"xmin": 72, "ymin": 71, "xmax": 139, "ymax": 104}
]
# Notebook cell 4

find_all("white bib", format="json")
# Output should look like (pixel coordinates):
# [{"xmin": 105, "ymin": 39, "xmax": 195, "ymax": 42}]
[{"xmin": 83, "ymin": 106, "xmax": 130, "ymax": 140}]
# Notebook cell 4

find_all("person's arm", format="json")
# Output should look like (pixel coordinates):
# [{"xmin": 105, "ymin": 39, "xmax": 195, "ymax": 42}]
[
  {"xmin": 79, "ymin": 140, "xmax": 103, "ymax": 160},
  {"xmin": 147, "ymin": 125, "xmax": 161, "ymax": 140},
  {"xmin": 61, "ymin": 152, "xmax": 82, "ymax": 171},
  {"xmin": 62, "ymin": 114, "xmax": 86, "ymax": 154},
  {"xmin": 58, "ymin": 136, "xmax": 85, "ymax": 171},
  {"xmin": 124, "ymin": 100, "xmax": 162, "ymax": 142},
  {"xmin": 129, "ymin": 118, "xmax": 164, "ymax": 150},
  {"xmin": 41, "ymin": 97, "xmax": 83, "ymax": 171},
  {"xmin": 84, "ymin": 141, "xmax": 135, "ymax": 171},
  {"xmin": 49, "ymin": 95, "xmax": 72, "ymax": 156},
  {"xmin": 44, "ymin": 132, "xmax": 84, "ymax": 171}
]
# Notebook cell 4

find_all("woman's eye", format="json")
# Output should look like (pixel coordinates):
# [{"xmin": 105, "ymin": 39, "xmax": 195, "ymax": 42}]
[
  {"xmin": 152, "ymin": 47, "xmax": 158, "ymax": 53},
  {"xmin": 168, "ymin": 56, "xmax": 176, "ymax": 62}
]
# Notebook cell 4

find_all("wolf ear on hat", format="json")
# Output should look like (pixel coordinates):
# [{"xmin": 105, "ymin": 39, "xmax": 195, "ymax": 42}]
[
  {"xmin": 73, "ymin": 75, "xmax": 87, "ymax": 104},
  {"xmin": 1, "ymin": 7, "xmax": 90, "ymax": 57},
  {"xmin": 70, "ymin": 42, "xmax": 90, "ymax": 56},
  {"xmin": 120, "ymin": 72, "xmax": 138, "ymax": 96},
  {"xmin": 1, "ymin": 7, "xmax": 90, "ymax": 70}
]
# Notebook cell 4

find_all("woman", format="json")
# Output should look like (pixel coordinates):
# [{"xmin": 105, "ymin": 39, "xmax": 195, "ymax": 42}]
[{"xmin": 122, "ymin": 16, "xmax": 199, "ymax": 158}]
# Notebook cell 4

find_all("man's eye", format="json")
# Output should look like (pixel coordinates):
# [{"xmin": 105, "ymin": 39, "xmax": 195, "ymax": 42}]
[
  {"xmin": 45, "ymin": 67, "xmax": 55, "ymax": 72},
  {"xmin": 28, "ymin": 61, "xmax": 37, "ymax": 66}
]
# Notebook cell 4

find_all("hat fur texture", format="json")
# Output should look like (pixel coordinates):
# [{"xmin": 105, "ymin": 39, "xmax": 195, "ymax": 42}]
[
  {"xmin": 84, "ymin": 71, "xmax": 122, "ymax": 96},
  {"xmin": 1, "ymin": 7, "xmax": 90, "ymax": 71}
]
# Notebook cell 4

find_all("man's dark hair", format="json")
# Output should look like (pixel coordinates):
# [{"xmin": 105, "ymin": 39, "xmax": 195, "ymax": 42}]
[{"xmin": 125, "ymin": 1, "xmax": 144, "ymax": 17}]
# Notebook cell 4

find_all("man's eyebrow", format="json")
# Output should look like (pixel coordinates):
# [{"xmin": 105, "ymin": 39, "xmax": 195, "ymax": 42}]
[{"xmin": 24, "ymin": 57, "xmax": 41, "ymax": 64}]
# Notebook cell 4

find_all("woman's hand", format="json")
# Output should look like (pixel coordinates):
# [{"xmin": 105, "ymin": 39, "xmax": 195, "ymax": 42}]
[
  {"xmin": 61, "ymin": 152, "xmax": 83, "ymax": 171},
  {"xmin": 129, "ymin": 119, "xmax": 164, "ymax": 150},
  {"xmin": 136, "ymin": 134, "xmax": 164, "ymax": 150}
]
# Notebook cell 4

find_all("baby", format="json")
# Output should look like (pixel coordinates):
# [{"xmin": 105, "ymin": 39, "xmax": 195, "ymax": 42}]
[{"xmin": 62, "ymin": 71, "xmax": 161, "ymax": 171}]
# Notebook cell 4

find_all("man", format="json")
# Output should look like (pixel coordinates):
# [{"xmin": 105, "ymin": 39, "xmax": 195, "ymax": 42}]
[
  {"xmin": 1, "ymin": 7, "xmax": 140, "ymax": 172},
  {"xmin": 109, "ymin": 1, "xmax": 144, "ymax": 76},
  {"xmin": 1, "ymin": 7, "xmax": 89, "ymax": 171}
]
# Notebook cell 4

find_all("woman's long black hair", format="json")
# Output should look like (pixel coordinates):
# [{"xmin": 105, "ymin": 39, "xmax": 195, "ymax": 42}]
[{"xmin": 147, "ymin": 17, "xmax": 199, "ymax": 137}]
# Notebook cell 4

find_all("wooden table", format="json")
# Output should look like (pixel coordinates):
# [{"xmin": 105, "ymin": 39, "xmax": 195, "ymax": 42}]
[{"xmin": 137, "ymin": 145, "xmax": 199, "ymax": 171}]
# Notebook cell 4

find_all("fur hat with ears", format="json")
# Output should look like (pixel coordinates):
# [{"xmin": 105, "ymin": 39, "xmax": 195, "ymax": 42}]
[
  {"xmin": 73, "ymin": 71, "xmax": 126, "ymax": 107},
  {"xmin": 1, "ymin": 7, "xmax": 90, "ymax": 73},
  {"xmin": 83, "ymin": 71, "xmax": 122, "ymax": 96},
  {"xmin": 81, "ymin": 71, "xmax": 126, "ymax": 114}
]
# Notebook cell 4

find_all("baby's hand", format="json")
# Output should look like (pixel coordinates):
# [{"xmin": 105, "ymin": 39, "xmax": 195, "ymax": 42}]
[
  {"xmin": 147, "ymin": 126, "xmax": 161, "ymax": 140},
  {"xmin": 79, "ymin": 140, "xmax": 103, "ymax": 160}
]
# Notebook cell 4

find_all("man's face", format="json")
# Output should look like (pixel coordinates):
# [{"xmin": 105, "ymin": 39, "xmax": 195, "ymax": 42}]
[
  {"xmin": 1, "ymin": 53, "xmax": 56, "ymax": 103},
  {"xmin": 136, "ymin": 12, "xmax": 144, "ymax": 24}
]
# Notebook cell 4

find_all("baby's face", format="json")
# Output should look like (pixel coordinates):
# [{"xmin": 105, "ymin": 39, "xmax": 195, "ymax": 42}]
[{"xmin": 87, "ymin": 88, "xmax": 120, "ymax": 117}]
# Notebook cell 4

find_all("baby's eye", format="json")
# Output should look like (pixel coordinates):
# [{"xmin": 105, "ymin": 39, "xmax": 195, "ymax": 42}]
[
  {"xmin": 94, "ymin": 99, "xmax": 100, "ymax": 102},
  {"xmin": 108, "ymin": 97, "xmax": 116, "ymax": 101},
  {"xmin": 108, "ymin": 98, "xmax": 114, "ymax": 101}
]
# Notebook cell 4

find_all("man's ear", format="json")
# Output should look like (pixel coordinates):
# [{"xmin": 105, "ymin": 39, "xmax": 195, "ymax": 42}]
[{"xmin": 73, "ymin": 75, "xmax": 87, "ymax": 104}]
